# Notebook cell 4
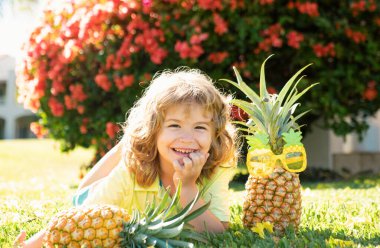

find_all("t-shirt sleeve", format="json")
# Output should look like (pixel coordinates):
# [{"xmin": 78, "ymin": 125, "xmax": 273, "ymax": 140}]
[
  {"xmin": 75, "ymin": 161, "xmax": 133, "ymax": 207},
  {"xmin": 201, "ymin": 166, "xmax": 235, "ymax": 222}
]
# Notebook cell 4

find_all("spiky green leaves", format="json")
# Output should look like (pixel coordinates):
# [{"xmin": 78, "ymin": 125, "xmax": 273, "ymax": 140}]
[
  {"xmin": 282, "ymin": 129, "xmax": 303, "ymax": 147},
  {"xmin": 120, "ymin": 182, "xmax": 210, "ymax": 248},
  {"xmin": 246, "ymin": 133, "xmax": 270, "ymax": 151},
  {"xmin": 222, "ymin": 55, "xmax": 318, "ymax": 147}
]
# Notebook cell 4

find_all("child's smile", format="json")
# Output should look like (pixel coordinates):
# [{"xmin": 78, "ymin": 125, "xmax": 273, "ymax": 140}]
[{"xmin": 156, "ymin": 102, "xmax": 213, "ymax": 169}]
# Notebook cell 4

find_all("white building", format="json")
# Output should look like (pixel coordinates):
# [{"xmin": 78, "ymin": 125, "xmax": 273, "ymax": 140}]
[
  {"xmin": 0, "ymin": 55, "xmax": 36, "ymax": 139},
  {"xmin": 303, "ymin": 113, "xmax": 380, "ymax": 175}
]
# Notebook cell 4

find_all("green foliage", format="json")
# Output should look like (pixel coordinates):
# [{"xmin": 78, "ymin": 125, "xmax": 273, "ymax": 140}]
[{"xmin": 17, "ymin": 0, "xmax": 380, "ymax": 158}]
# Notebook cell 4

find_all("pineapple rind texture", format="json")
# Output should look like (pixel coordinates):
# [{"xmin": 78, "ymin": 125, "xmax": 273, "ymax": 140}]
[
  {"xmin": 242, "ymin": 167, "xmax": 301, "ymax": 234},
  {"xmin": 43, "ymin": 184, "xmax": 209, "ymax": 247},
  {"xmin": 44, "ymin": 205, "xmax": 127, "ymax": 248}
]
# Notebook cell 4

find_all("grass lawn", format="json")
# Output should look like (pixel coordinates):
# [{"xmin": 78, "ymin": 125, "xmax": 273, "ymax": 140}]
[{"xmin": 1, "ymin": 139, "xmax": 380, "ymax": 247}]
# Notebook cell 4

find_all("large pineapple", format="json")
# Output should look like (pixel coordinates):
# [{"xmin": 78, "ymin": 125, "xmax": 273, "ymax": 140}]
[
  {"xmin": 43, "ymin": 184, "xmax": 208, "ymax": 247},
  {"xmin": 224, "ymin": 55, "xmax": 317, "ymax": 234}
]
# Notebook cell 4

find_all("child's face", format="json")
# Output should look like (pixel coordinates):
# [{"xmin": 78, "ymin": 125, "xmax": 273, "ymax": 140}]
[{"xmin": 156, "ymin": 102, "xmax": 213, "ymax": 171}]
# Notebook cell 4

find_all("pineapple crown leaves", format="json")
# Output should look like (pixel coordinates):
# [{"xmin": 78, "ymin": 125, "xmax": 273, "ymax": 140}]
[
  {"xmin": 120, "ymin": 181, "xmax": 210, "ymax": 248},
  {"xmin": 246, "ymin": 132, "xmax": 270, "ymax": 150},
  {"xmin": 222, "ymin": 55, "xmax": 318, "ymax": 144},
  {"xmin": 282, "ymin": 129, "xmax": 303, "ymax": 147}
]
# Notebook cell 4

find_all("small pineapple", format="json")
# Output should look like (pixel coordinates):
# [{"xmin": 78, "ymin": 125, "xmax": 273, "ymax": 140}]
[
  {"xmin": 224, "ymin": 55, "xmax": 317, "ymax": 234},
  {"xmin": 43, "ymin": 184, "xmax": 208, "ymax": 247}
]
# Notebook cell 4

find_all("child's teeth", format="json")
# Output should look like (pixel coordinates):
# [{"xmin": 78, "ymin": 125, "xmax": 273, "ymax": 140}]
[{"xmin": 175, "ymin": 148, "xmax": 194, "ymax": 153}]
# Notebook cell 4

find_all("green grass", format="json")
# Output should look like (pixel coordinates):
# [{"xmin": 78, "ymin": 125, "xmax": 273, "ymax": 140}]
[{"xmin": 1, "ymin": 139, "xmax": 380, "ymax": 247}]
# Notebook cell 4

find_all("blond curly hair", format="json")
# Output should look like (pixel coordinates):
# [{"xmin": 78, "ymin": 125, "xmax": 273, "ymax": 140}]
[{"xmin": 121, "ymin": 67, "xmax": 239, "ymax": 187}]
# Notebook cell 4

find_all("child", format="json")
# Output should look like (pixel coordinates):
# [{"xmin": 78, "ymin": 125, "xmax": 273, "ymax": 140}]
[{"xmin": 14, "ymin": 67, "xmax": 239, "ymax": 247}]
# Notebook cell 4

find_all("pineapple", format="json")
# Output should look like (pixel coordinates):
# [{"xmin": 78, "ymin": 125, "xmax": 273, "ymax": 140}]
[
  {"xmin": 224, "ymin": 55, "xmax": 317, "ymax": 234},
  {"xmin": 43, "ymin": 184, "xmax": 208, "ymax": 247}
]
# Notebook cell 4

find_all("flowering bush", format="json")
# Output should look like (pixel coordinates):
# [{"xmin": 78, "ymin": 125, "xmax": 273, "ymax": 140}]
[{"xmin": 17, "ymin": 0, "xmax": 380, "ymax": 161}]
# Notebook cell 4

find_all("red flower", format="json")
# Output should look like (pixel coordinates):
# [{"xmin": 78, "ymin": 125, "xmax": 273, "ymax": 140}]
[
  {"xmin": 30, "ymin": 122, "xmax": 48, "ymax": 139},
  {"xmin": 190, "ymin": 33, "xmax": 209, "ymax": 45},
  {"xmin": 69, "ymin": 84, "xmax": 87, "ymax": 102},
  {"xmin": 80, "ymin": 118, "xmax": 89, "ymax": 134},
  {"xmin": 64, "ymin": 95, "xmax": 76, "ymax": 110},
  {"xmin": 268, "ymin": 86, "xmax": 277, "ymax": 94},
  {"xmin": 288, "ymin": 1, "xmax": 319, "ymax": 17},
  {"xmin": 174, "ymin": 41, "xmax": 204, "ymax": 59},
  {"xmin": 350, "ymin": 0, "xmax": 366, "ymax": 16},
  {"xmin": 312, "ymin": 42, "xmax": 336, "ymax": 58},
  {"xmin": 198, "ymin": 0, "xmax": 223, "ymax": 10},
  {"xmin": 345, "ymin": 28, "xmax": 366, "ymax": 43},
  {"xmin": 259, "ymin": 0, "xmax": 274, "ymax": 5},
  {"xmin": 287, "ymin": 31, "xmax": 304, "ymax": 49},
  {"xmin": 230, "ymin": 0, "xmax": 244, "ymax": 10},
  {"xmin": 363, "ymin": 80, "xmax": 378, "ymax": 101},
  {"xmin": 230, "ymin": 105, "xmax": 249, "ymax": 121},
  {"xmin": 213, "ymin": 13, "xmax": 228, "ymax": 35},
  {"xmin": 114, "ymin": 75, "xmax": 134, "ymax": 91},
  {"xmin": 106, "ymin": 122, "xmax": 120, "ymax": 139},
  {"xmin": 95, "ymin": 73, "xmax": 112, "ymax": 91},
  {"xmin": 208, "ymin": 52, "xmax": 229, "ymax": 64},
  {"xmin": 48, "ymin": 97, "xmax": 64, "ymax": 117}
]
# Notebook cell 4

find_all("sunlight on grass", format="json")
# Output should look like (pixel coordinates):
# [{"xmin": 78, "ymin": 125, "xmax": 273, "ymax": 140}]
[
  {"xmin": 0, "ymin": 139, "xmax": 94, "ymax": 246},
  {"xmin": 1, "ymin": 139, "xmax": 380, "ymax": 247}
]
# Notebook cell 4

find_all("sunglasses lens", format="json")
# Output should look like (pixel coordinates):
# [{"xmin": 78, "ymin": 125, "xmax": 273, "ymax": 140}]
[
  {"xmin": 285, "ymin": 151, "xmax": 304, "ymax": 170},
  {"xmin": 250, "ymin": 155, "xmax": 271, "ymax": 164}
]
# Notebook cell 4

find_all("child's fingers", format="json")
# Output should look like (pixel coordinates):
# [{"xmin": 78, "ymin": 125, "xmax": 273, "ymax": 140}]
[
  {"xmin": 182, "ymin": 157, "xmax": 193, "ymax": 170},
  {"xmin": 189, "ymin": 152, "xmax": 202, "ymax": 169},
  {"xmin": 172, "ymin": 159, "xmax": 182, "ymax": 171}
]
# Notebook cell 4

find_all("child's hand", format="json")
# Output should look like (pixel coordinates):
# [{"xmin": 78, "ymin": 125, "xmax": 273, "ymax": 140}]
[
  {"xmin": 172, "ymin": 151, "xmax": 209, "ymax": 187},
  {"xmin": 13, "ymin": 230, "xmax": 26, "ymax": 248}
]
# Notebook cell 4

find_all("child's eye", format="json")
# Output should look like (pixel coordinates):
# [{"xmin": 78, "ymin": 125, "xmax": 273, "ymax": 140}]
[
  {"xmin": 168, "ymin": 124, "xmax": 180, "ymax": 128},
  {"xmin": 195, "ymin": 126, "xmax": 207, "ymax": 130}
]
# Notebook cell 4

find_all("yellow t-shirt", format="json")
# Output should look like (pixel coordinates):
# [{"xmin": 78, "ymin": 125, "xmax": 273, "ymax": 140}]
[{"xmin": 73, "ymin": 161, "xmax": 235, "ymax": 222}]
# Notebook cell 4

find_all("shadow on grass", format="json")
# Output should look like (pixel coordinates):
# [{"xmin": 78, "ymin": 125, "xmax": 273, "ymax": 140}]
[
  {"xmin": 198, "ymin": 224, "xmax": 380, "ymax": 248},
  {"xmin": 230, "ymin": 173, "xmax": 380, "ymax": 190},
  {"xmin": 301, "ymin": 174, "xmax": 380, "ymax": 190},
  {"xmin": 297, "ymin": 227, "xmax": 380, "ymax": 247}
]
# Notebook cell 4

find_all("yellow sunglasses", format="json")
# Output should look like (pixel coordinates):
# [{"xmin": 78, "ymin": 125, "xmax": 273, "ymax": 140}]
[{"xmin": 246, "ymin": 131, "xmax": 307, "ymax": 176}]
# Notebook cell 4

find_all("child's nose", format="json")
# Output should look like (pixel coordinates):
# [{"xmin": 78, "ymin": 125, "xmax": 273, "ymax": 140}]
[{"xmin": 178, "ymin": 131, "xmax": 195, "ymax": 142}]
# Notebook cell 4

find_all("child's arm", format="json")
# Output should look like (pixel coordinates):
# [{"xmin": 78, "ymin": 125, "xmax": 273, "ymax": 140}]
[
  {"xmin": 13, "ymin": 230, "xmax": 45, "ymax": 248},
  {"xmin": 173, "ymin": 152, "xmax": 230, "ymax": 233},
  {"xmin": 179, "ymin": 184, "xmax": 227, "ymax": 233},
  {"xmin": 78, "ymin": 141, "xmax": 122, "ymax": 190}
]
